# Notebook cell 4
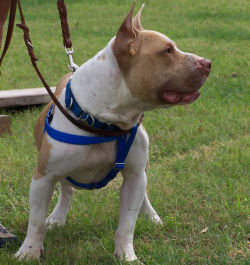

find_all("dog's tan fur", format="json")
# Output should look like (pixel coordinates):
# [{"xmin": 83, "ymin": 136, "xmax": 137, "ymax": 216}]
[
  {"xmin": 114, "ymin": 5, "xmax": 204, "ymax": 105},
  {"xmin": 33, "ymin": 135, "xmax": 51, "ymax": 180},
  {"xmin": 33, "ymin": 73, "xmax": 72, "ymax": 180},
  {"xmin": 34, "ymin": 73, "xmax": 72, "ymax": 150},
  {"xmin": 115, "ymin": 30, "xmax": 203, "ymax": 105}
]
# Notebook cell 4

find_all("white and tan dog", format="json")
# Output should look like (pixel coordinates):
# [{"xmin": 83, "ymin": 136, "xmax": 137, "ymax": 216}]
[{"xmin": 15, "ymin": 3, "xmax": 211, "ymax": 262}]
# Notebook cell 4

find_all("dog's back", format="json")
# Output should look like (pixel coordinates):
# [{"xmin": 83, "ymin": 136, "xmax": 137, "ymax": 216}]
[{"xmin": 34, "ymin": 73, "xmax": 72, "ymax": 150}]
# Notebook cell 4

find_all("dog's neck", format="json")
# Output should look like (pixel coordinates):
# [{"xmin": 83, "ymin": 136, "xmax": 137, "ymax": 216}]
[{"xmin": 70, "ymin": 38, "xmax": 149, "ymax": 130}]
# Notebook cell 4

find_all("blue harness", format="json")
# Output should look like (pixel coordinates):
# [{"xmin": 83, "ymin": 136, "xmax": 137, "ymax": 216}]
[{"xmin": 44, "ymin": 80, "xmax": 138, "ymax": 190}]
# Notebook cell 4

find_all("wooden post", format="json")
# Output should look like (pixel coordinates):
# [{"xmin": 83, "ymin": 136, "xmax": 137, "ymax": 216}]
[{"xmin": 0, "ymin": 115, "xmax": 11, "ymax": 136}]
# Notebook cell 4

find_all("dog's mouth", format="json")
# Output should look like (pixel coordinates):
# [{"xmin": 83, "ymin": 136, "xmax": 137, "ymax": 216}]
[
  {"xmin": 160, "ymin": 89, "xmax": 200, "ymax": 105},
  {"xmin": 159, "ymin": 74, "xmax": 205, "ymax": 105},
  {"xmin": 159, "ymin": 63, "xmax": 211, "ymax": 105}
]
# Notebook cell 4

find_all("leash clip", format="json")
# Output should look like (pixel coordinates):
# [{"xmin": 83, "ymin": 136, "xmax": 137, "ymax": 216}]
[{"xmin": 65, "ymin": 46, "xmax": 79, "ymax": 73}]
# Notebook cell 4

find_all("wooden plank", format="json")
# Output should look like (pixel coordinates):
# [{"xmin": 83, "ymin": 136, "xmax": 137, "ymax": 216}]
[
  {"xmin": 0, "ymin": 87, "xmax": 56, "ymax": 107},
  {"xmin": 0, "ymin": 115, "xmax": 11, "ymax": 136}
]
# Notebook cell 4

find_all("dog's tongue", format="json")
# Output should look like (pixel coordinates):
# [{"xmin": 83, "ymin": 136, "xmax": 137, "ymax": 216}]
[
  {"xmin": 161, "ymin": 90, "xmax": 200, "ymax": 104},
  {"xmin": 161, "ymin": 91, "xmax": 182, "ymax": 103}
]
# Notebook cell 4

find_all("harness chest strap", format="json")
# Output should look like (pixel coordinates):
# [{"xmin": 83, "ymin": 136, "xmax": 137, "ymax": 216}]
[{"xmin": 45, "ymin": 105, "xmax": 138, "ymax": 190}]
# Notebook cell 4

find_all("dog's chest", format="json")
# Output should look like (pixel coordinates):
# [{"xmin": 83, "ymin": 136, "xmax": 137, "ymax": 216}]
[{"xmin": 47, "ymin": 139, "xmax": 117, "ymax": 184}]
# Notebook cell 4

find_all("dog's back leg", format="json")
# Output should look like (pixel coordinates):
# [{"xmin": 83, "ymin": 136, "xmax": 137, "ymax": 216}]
[
  {"xmin": 46, "ymin": 178, "xmax": 74, "ymax": 229},
  {"xmin": 139, "ymin": 159, "xmax": 162, "ymax": 224},
  {"xmin": 140, "ymin": 192, "xmax": 162, "ymax": 225}
]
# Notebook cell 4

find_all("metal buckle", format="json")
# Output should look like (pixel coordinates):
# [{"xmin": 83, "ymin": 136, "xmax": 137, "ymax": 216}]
[
  {"xmin": 64, "ymin": 46, "xmax": 79, "ymax": 73},
  {"xmin": 78, "ymin": 108, "xmax": 88, "ymax": 121},
  {"xmin": 113, "ymin": 162, "xmax": 125, "ymax": 169},
  {"xmin": 79, "ymin": 111, "xmax": 95, "ymax": 127},
  {"xmin": 88, "ymin": 114, "xmax": 95, "ymax": 127}
]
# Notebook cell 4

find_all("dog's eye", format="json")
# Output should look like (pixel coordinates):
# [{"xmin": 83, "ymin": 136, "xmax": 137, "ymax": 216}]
[{"xmin": 165, "ymin": 47, "xmax": 171, "ymax": 53}]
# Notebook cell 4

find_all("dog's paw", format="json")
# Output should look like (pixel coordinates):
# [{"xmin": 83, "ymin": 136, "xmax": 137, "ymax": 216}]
[
  {"xmin": 130, "ymin": 260, "xmax": 144, "ymax": 265},
  {"xmin": 46, "ymin": 215, "xmax": 65, "ymax": 229},
  {"xmin": 15, "ymin": 243, "xmax": 43, "ymax": 260},
  {"xmin": 151, "ymin": 213, "xmax": 163, "ymax": 225},
  {"xmin": 142, "ymin": 211, "xmax": 163, "ymax": 226},
  {"xmin": 114, "ymin": 244, "xmax": 138, "ymax": 262}
]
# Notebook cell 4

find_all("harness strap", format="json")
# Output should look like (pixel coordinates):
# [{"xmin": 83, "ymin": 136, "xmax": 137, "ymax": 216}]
[
  {"xmin": 45, "ymin": 105, "xmax": 119, "ymax": 145},
  {"xmin": 65, "ymin": 79, "xmax": 121, "ymax": 131},
  {"xmin": 45, "ymin": 105, "xmax": 138, "ymax": 190},
  {"xmin": 65, "ymin": 126, "xmax": 138, "ymax": 189}
]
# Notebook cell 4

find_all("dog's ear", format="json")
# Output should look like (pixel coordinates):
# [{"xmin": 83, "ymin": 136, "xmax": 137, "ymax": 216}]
[
  {"xmin": 132, "ymin": 4, "xmax": 144, "ymax": 31},
  {"xmin": 114, "ymin": 1, "xmax": 137, "ymax": 56}
]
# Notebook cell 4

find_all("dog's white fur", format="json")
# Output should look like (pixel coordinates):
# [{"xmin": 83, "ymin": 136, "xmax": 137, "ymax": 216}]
[
  {"xmin": 15, "ymin": 37, "xmax": 161, "ymax": 261},
  {"xmin": 15, "ymin": 3, "xmax": 210, "ymax": 262}
]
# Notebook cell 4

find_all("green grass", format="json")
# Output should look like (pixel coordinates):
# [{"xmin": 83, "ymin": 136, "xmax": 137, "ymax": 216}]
[{"xmin": 0, "ymin": 0, "xmax": 249, "ymax": 264}]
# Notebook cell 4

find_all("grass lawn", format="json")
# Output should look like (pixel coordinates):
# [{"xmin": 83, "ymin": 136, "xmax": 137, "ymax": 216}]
[{"xmin": 0, "ymin": 0, "xmax": 249, "ymax": 264}]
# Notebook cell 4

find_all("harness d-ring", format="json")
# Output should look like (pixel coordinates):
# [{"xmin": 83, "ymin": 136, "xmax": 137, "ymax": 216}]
[
  {"xmin": 88, "ymin": 115, "xmax": 95, "ymax": 127},
  {"xmin": 78, "ymin": 108, "xmax": 88, "ymax": 121}
]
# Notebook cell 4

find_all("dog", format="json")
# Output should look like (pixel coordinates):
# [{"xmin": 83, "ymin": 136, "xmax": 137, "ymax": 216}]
[{"xmin": 15, "ymin": 2, "xmax": 211, "ymax": 262}]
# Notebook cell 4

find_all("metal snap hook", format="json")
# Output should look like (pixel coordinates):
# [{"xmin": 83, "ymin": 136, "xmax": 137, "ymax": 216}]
[{"xmin": 64, "ymin": 46, "xmax": 79, "ymax": 72}]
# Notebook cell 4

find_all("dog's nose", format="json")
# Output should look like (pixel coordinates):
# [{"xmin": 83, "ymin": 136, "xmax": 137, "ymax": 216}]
[{"xmin": 196, "ymin": 58, "xmax": 211, "ymax": 75}]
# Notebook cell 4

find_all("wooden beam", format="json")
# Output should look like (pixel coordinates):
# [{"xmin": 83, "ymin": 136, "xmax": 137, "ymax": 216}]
[
  {"xmin": 0, "ymin": 115, "xmax": 11, "ymax": 136},
  {"xmin": 0, "ymin": 87, "xmax": 56, "ymax": 108}
]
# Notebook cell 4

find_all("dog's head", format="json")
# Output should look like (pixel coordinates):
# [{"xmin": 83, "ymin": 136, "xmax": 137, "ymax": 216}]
[{"xmin": 113, "ymin": 2, "xmax": 211, "ymax": 106}]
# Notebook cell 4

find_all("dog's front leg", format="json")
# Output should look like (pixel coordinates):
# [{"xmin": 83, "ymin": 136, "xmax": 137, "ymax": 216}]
[
  {"xmin": 114, "ymin": 171, "xmax": 146, "ymax": 262},
  {"xmin": 15, "ymin": 178, "xmax": 55, "ymax": 260}
]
